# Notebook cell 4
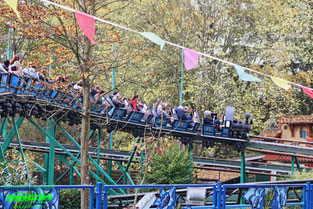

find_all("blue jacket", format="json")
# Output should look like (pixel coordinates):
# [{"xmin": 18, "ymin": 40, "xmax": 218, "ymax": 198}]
[{"xmin": 175, "ymin": 107, "xmax": 189, "ymax": 121}]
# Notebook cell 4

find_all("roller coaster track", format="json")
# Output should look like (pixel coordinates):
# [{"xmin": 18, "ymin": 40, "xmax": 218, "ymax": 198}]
[
  {"xmin": 1, "ymin": 138, "xmax": 310, "ymax": 178},
  {"xmin": 2, "ymin": 91, "xmax": 313, "ymax": 158}
]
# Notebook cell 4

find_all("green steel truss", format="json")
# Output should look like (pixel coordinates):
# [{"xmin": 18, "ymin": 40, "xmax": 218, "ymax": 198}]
[{"xmin": 0, "ymin": 116, "xmax": 144, "ymax": 195}]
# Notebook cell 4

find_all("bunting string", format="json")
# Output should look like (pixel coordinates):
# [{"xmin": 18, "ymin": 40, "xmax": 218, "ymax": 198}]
[{"xmin": 5, "ymin": 0, "xmax": 313, "ymax": 96}]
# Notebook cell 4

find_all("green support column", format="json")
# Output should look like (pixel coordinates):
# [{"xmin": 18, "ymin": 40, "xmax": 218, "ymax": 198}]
[
  {"xmin": 108, "ymin": 133, "xmax": 113, "ymax": 177},
  {"xmin": 44, "ymin": 119, "xmax": 56, "ymax": 185},
  {"xmin": 70, "ymin": 167, "xmax": 74, "ymax": 185},
  {"xmin": 2, "ymin": 116, "xmax": 24, "ymax": 152},
  {"xmin": 140, "ymin": 150, "xmax": 144, "ymax": 179},
  {"xmin": 240, "ymin": 151, "xmax": 247, "ymax": 183},
  {"xmin": 294, "ymin": 156, "xmax": 302, "ymax": 173},
  {"xmin": 97, "ymin": 129, "xmax": 101, "ymax": 179},
  {"xmin": 291, "ymin": 156, "xmax": 295, "ymax": 175},
  {"xmin": 240, "ymin": 151, "xmax": 247, "ymax": 205},
  {"xmin": 1, "ymin": 117, "xmax": 7, "ymax": 138},
  {"xmin": 188, "ymin": 143, "xmax": 193, "ymax": 182},
  {"xmin": 7, "ymin": 22, "xmax": 12, "ymax": 60},
  {"xmin": 180, "ymin": 44, "xmax": 184, "ymax": 106}
]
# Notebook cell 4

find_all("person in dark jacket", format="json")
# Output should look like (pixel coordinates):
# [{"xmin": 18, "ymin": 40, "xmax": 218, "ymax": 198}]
[
  {"xmin": 176, "ymin": 106, "xmax": 193, "ymax": 122},
  {"xmin": 0, "ymin": 60, "xmax": 9, "ymax": 73},
  {"xmin": 203, "ymin": 111, "xmax": 214, "ymax": 125}
]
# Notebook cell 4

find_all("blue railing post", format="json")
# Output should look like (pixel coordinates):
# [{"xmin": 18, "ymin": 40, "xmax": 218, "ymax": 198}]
[
  {"xmin": 96, "ymin": 182, "xmax": 103, "ymax": 209},
  {"xmin": 217, "ymin": 182, "xmax": 222, "ymax": 209},
  {"xmin": 102, "ymin": 186, "xmax": 108, "ymax": 209},
  {"xmin": 305, "ymin": 182, "xmax": 310, "ymax": 209},
  {"xmin": 305, "ymin": 182, "xmax": 312, "ymax": 209},
  {"xmin": 213, "ymin": 184, "xmax": 217, "ymax": 208},
  {"xmin": 89, "ymin": 186, "xmax": 95, "ymax": 209},
  {"xmin": 309, "ymin": 183, "xmax": 313, "ymax": 209}
]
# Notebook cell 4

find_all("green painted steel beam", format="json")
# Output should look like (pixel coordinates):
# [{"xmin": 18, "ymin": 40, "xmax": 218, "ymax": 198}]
[
  {"xmin": 108, "ymin": 132, "xmax": 113, "ymax": 177},
  {"xmin": 33, "ymin": 161, "xmax": 46, "ymax": 173},
  {"xmin": 56, "ymin": 123, "xmax": 80, "ymax": 148},
  {"xmin": 295, "ymin": 156, "xmax": 301, "ymax": 172},
  {"xmin": 0, "ymin": 117, "xmax": 7, "ymax": 136},
  {"xmin": 116, "ymin": 161, "xmax": 134, "ymax": 185},
  {"xmin": 28, "ymin": 118, "xmax": 81, "ymax": 165},
  {"xmin": 46, "ymin": 119, "xmax": 56, "ymax": 185},
  {"xmin": 247, "ymin": 141, "xmax": 313, "ymax": 156},
  {"xmin": 291, "ymin": 156, "xmax": 295, "ymax": 175},
  {"xmin": 57, "ymin": 154, "xmax": 80, "ymax": 177},
  {"xmin": 88, "ymin": 156, "xmax": 125, "ymax": 194},
  {"xmin": 194, "ymin": 156, "xmax": 292, "ymax": 172},
  {"xmin": 188, "ymin": 143, "xmax": 193, "ymax": 182},
  {"xmin": 2, "ymin": 117, "xmax": 24, "ymax": 152},
  {"xmin": 97, "ymin": 129, "xmax": 101, "ymax": 179},
  {"xmin": 116, "ymin": 137, "xmax": 140, "ymax": 184},
  {"xmin": 2, "ymin": 117, "xmax": 7, "ymax": 139},
  {"xmin": 55, "ymin": 122, "xmax": 121, "ymax": 189},
  {"xmin": 88, "ymin": 170, "xmax": 120, "ymax": 195},
  {"xmin": 12, "ymin": 117, "xmax": 31, "ymax": 183}
]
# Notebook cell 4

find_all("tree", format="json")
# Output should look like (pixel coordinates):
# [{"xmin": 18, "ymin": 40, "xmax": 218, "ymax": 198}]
[{"xmin": 144, "ymin": 143, "xmax": 193, "ymax": 185}]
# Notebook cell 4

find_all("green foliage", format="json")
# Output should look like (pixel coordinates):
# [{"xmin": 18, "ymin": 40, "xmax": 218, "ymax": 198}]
[
  {"xmin": 284, "ymin": 169, "xmax": 313, "ymax": 181},
  {"xmin": 144, "ymin": 143, "xmax": 193, "ymax": 184},
  {"xmin": 0, "ymin": 149, "xmax": 37, "ymax": 185},
  {"xmin": 264, "ymin": 188, "xmax": 275, "ymax": 209},
  {"xmin": 59, "ymin": 189, "xmax": 81, "ymax": 209}
]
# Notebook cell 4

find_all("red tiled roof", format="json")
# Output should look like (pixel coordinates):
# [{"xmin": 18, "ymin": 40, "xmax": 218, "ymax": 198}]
[
  {"xmin": 278, "ymin": 115, "xmax": 313, "ymax": 124},
  {"xmin": 258, "ymin": 129, "xmax": 282, "ymax": 138},
  {"xmin": 264, "ymin": 154, "xmax": 313, "ymax": 163}
]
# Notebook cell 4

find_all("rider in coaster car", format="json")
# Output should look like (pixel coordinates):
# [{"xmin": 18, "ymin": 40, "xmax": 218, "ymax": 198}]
[
  {"xmin": 155, "ymin": 100, "xmax": 170, "ymax": 119},
  {"xmin": 203, "ymin": 111, "xmax": 214, "ymax": 125},
  {"xmin": 175, "ymin": 106, "xmax": 193, "ymax": 122},
  {"xmin": 112, "ymin": 93, "xmax": 125, "ymax": 108},
  {"xmin": 129, "ymin": 94, "xmax": 140, "ymax": 111}
]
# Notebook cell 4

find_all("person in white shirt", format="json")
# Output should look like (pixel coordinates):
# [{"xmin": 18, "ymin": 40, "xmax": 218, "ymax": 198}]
[{"xmin": 22, "ymin": 63, "xmax": 39, "ymax": 79}]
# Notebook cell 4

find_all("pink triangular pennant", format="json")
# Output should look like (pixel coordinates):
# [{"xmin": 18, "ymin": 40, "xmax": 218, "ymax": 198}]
[
  {"xmin": 75, "ymin": 11, "xmax": 97, "ymax": 44},
  {"xmin": 302, "ymin": 86, "xmax": 313, "ymax": 99},
  {"xmin": 184, "ymin": 48, "xmax": 199, "ymax": 71}
]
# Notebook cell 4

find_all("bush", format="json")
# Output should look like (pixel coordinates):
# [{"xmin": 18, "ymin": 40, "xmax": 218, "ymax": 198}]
[
  {"xmin": 0, "ymin": 149, "xmax": 37, "ymax": 185},
  {"xmin": 144, "ymin": 143, "xmax": 193, "ymax": 184},
  {"xmin": 59, "ymin": 189, "xmax": 81, "ymax": 209}
]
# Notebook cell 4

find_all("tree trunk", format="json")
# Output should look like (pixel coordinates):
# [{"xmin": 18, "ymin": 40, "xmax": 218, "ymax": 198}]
[{"xmin": 81, "ymin": 77, "xmax": 91, "ymax": 209}]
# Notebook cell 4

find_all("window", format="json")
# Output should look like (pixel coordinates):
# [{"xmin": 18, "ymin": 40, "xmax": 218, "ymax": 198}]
[
  {"xmin": 284, "ymin": 125, "xmax": 287, "ymax": 130},
  {"xmin": 301, "ymin": 130, "xmax": 307, "ymax": 139}
]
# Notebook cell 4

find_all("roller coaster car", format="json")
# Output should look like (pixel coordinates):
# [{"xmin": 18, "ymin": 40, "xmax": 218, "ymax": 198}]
[
  {"xmin": 7, "ymin": 74, "xmax": 34, "ymax": 98},
  {"xmin": 106, "ymin": 96, "xmax": 128, "ymax": 120},
  {"xmin": 150, "ymin": 104, "xmax": 172, "ymax": 129},
  {"xmin": 106, "ymin": 96, "xmax": 152, "ymax": 124},
  {"xmin": 201, "ymin": 106, "xmax": 251, "ymax": 140},
  {"xmin": 202, "ymin": 106, "xmax": 234, "ymax": 138},
  {"xmin": 171, "ymin": 107, "xmax": 200, "ymax": 133},
  {"xmin": 0, "ymin": 73, "xmax": 10, "ymax": 93},
  {"xmin": 231, "ymin": 113, "xmax": 252, "ymax": 139},
  {"xmin": 90, "ymin": 96, "xmax": 112, "ymax": 115}
]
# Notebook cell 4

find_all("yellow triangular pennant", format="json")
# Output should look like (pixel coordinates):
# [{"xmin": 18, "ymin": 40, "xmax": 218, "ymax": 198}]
[
  {"xmin": 4, "ymin": 0, "xmax": 22, "ymax": 21},
  {"xmin": 271, "ymin": 77, "xmax": 290, "ymax": 90}
]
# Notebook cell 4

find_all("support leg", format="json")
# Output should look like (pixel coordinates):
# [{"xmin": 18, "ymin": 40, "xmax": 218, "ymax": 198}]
[
  {"xmin": 240, "ymin": 151, "xmax": 247, "ymax": 205},
  {"xmin": 45, "ymin": 119, "xmax": 56, "ymax": 185}
]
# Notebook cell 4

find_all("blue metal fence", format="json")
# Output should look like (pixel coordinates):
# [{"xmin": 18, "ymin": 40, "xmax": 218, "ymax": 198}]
[
  {"xmin": 1, "ymin": 183, "xmax": 312, "ymax": 208},
  {"xmin": 96, "ymin": 182, "xmax": 312, "ymax": 209}
]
